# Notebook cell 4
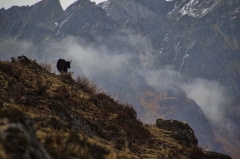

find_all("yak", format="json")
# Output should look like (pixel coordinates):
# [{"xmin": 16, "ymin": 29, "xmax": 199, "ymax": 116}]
[{"xmin": 56, "ymin": 58, "xmax": 71, "ymax": 74}]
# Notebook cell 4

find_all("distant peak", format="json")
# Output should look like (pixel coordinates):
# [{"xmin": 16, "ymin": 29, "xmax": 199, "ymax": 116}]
[
  {"xmin": 167, "ymin": 0, "xmax": 221, "ymax": 20},
  {"xmin": 64, "ymin": 0, "xmax": 95, "ymax": 12},
  {"xmin": 35, "ymin": 0, "xmax": 63, "ymax": 10}
]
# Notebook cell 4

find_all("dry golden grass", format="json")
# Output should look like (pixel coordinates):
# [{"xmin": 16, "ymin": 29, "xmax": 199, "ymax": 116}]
[
  {"xmin": 0, "ymin": 58, "xmax": 215, "ymax": 159},
  {"xmin": 40, "ymin": 62, "xmax": 52, "ymax": 73}
]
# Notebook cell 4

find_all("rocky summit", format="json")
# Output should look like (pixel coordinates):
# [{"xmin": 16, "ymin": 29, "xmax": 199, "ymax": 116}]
[
  {"xmin": 0, "ymin": 0, "xmax": 240, "ymax": 158},
  {"xmin": 0, "ymin": 56, "xmax": 232, "ymax": 159}
]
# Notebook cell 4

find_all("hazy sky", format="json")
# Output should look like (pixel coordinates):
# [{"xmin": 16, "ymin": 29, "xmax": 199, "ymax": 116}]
[{"xmin": 0, "ymin": 0, "xmax": 106, "ymax": 10}]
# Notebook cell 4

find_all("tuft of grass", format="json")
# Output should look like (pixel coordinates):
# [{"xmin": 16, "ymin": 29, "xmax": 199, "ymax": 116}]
[
  {"xmin": 40, "ymin": 62, "xmax": 52, "ymax": 73},
  {"xmin": 0, "ymin": 62, "xmax": 13, "ymax": 76},
  {"xmin": 61, "ymin": 72, "xmax": 75, "ymax": 85},
  {"xmin": 53, "ymin": 84, "xmax": 70, "ymax": 101},
  {"xmin": 3, "ymin": 127, "xmax": 30, "ymax": 155},
  {"xmin": 76, "ymin": 76, "xmax": 100, "ymax": 94},
  {"xmin": 43, "ymin": 132, "xmax": 110, "ymax": 159},
  {"xmin": 123, "ymin": 104, "xmax": 137, "ymax": 118},
  {"xmin": 0, "ymin": 100, "xmax": 3, "ymax": 108},
  {"xmin": 0, "ymin": 107, "xmax": 26, "ymax": 123},
  {"xmin": 114, "ymin": 138, "xmax": 126, "ymax": 150},
  {"xmin": 167, "ymin": 149, "xmax": 181, "ymax": 159},
  {"xmin": 36, "ymin": 79, "xmax": 52, "ymax": 96}
]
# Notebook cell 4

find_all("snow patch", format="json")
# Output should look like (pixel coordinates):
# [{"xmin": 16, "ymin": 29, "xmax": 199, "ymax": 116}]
[
  {"xmin": 101, "ymin": 1, "xmax": 110, "ymax": 10},
  {"xmin": 168, "ymin": 0, "xmax": 221, "ymax": 20}
]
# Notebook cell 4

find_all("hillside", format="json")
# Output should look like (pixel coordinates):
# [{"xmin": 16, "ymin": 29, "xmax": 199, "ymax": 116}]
[
  {"xmin": 0, "ymin": 57, "xmax": 232, "ymax": 159},
  {"xmin": 1, "ymin": 0, "xmax": 240, "ymax": 158}
]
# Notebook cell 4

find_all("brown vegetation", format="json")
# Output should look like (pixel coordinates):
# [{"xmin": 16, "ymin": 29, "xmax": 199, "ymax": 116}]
[
  {"xmin": 0, "ymin": 57, "xmax": 232, "ymax": 159},
  {"xmin": 188, "ymin": 146, "xmax": 204, "ymax": 159},
  {"xmin": 40, "ymin": 62, "xmax": 52, "ymax": 73},
  {"xmin": 76, "ymin": 75, "xmax": 101, "ymax": 94}
]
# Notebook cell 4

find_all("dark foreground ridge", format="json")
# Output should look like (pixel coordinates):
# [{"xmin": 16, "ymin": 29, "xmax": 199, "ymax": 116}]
[{"xmin": 0, "ymin": 57, "xmax": 231, "ymax": 159}]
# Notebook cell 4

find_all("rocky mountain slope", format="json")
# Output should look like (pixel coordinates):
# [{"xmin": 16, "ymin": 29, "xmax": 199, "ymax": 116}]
[
  {"xmin": 100, "ymin": 1, "xmax": 240, "ymax": 157},
  {"xmin": 0, "ymin": 0, "xmax": 63, "ymax": 43},
  {"xmin": 0, "ymin": 57, "xmax": 232, "ymax": 159},
  {"xmin": 0, "ymin": 0, "xmax": 240, "ymax": 158}
]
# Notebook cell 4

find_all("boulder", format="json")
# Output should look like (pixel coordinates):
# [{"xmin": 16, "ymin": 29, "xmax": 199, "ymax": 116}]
[
  {"xmin": 0, "ymin": 107, "xmax": 51, "ymax": 159},
  {"xmin": 156, "ymin": 118, "xmax": 198, "ymax": 147}
]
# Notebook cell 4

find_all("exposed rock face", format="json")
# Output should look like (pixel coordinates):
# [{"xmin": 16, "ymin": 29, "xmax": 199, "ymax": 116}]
[
  {"xmin": 99, "ymin": 0, "xmax": 240, "ymax": 156},
  {"xmin": 26, "ymin": 0, "xmax": 64, "ymax": 28},
  {"xmin": 156, "ymin": 118, "xmax": 198, "ymax": 147},
  {"xmin": 157, "ymin": 97, "xmax": 216, "ymax": 147},
  {"xmin": 0, "ymin": 0, "xmax": 63, "ymax": 42},
  {"xmin": 0, "ymin": 107, "xmax": 51, "ymax": 159},
  {"xmin": 54, "ymin": 0, "xmax": 117, "ymax": 40},
  {"xmin": 139, "ymin": 84, "xmax": 225, "ymax": 153},
  {"xmin": 98, "ymin": 0, "xmax": 154, "ymax": 27},
  {"xmin": 167, "ymin": 0, "xmax": 221, "ymax": 19},
  {"xmin": 100, "ymin": 0, "xmax": 240, "ymax": 100},
  {"xmin": 48, "ymin": 104, "xmax": 96, "ymax": 137},
  {"xmin": 155, "ymin": 118, "xmax": 232, "ymax": 159}
]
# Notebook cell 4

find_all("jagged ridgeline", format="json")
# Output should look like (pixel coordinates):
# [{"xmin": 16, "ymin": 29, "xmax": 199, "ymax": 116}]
[
  {"xmin": 1, "ymin": 0, "xmax": 240, "ymax": 158},
  {"xmin": 0, "ymin": 57, "xmax": 232, "ymax": 159}
]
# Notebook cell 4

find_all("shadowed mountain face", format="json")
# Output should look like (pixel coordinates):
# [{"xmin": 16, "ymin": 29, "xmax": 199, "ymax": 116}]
[
  {"xmin": 0, "ymin": 0, "xmax": 63, "ymax": 43},
  {"xmin": 0, "ymin": 0, "xmax": 240, "ymax": 158},
  {"xmin": 53, "ymin": 0, "xmax": 118, "ymax": 40}
]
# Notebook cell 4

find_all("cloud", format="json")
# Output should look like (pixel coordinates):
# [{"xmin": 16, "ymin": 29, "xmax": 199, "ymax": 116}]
[
  {"xmin": 53, "ymin": 36, "xmax": 131, "ymax": 80},
  {"xmin": 0, "ymin": 34, "xmax": 233, "ymax": 134},
  {"xmin": 181, "ymin": 78, "xmax": 229, "ymax": 127},
  {"xmin": 139, "ymin": 65, "xmax": 178, "ymax": 91},
  {"xmin": 0, "ymin": 37, "xmax": 36, "ymax": 60}
]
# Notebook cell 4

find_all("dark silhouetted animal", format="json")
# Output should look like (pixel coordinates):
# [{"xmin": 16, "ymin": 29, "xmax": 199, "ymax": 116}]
[
  {"xmin": 56, "ymin": 59, "xmax": 71, "ymax": 73},
  {"xmin": 17, "ymin": 56, "xmax": 23, "ymax": 61},
  {"xmin": 17, "ymin": 55, "xmax": 29, "ymax": 63},
  {"xmin": 11, "ymin": 57, "xmax": 16, "ymax": 62}
]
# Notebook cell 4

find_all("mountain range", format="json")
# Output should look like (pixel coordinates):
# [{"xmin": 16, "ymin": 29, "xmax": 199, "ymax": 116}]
[{"xmin": 0, "ymin": 0, "xmax": 240, "ymax": 158}]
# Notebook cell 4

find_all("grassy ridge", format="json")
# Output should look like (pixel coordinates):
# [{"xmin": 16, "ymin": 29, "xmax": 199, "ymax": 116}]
[{"xmin": 0, "ymin": 57, "xmax": 229, "ymax": 159}]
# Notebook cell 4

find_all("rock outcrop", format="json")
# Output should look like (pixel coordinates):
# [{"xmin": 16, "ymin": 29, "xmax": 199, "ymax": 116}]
[
  {"xmin": 0, "ymin": 0, "xmax": 63, "ymax": 42},
  {"xmin": 54, "ymin": 0, "xmax": 117, "ymax": 40},
  {"xmin": 0, "ymin": 107, "xmax": 51, "ymax": 159},
  {"xmin": 156, "ymin": 119, "xmax": 232, "ymax": 159},
  {"xmin": 156, "ymin": 119, "xmax": 198, "ymax": 147}
]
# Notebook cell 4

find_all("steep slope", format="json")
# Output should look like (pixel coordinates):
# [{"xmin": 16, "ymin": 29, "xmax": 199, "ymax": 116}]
[
  {"xmin": 100, "ymin": 0, "xmax": 240, "ymax": 97},
  {"xmin": 100, "ymin": 0, "xmax": 240, "ymax": 82},
  {"xmin": 98, "ymin": 0, "xmax": 154, "ymax": 27},
  {"xmin": 0, "ymin": 0, "xmax": 63, "ymax": 42},
  {"xmin": 0, "ymin": 0, "xmax": 240, "ymax": 158},
  {"xmin": 167, "ymin": 0, "xmax": 221, "ymax": 19},
  {"xmin": 0, "ymin": 57, "xmax": 232, "ymax": 159},
  {"xmin": 26, "ymin": 0, "xmax": 63, "ymax": 29},
  {"xmin": 99, "ymin": 0, "xmax": 240, "ymax": 157},
  {"xmin": 139, "ymin": 88, "xmax": 223, "ymax": 153},
  {"xmin": 54, "ymin": 0, "xmax": 118, "ymax": 41}
]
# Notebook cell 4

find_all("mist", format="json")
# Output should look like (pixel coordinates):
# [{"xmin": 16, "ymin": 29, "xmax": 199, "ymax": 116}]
[
  {"xmin": 0, "ymin": 38, "xmax": 35, "ymax": 60},
  {"xmin": 0, "ymin": 35, "xmax": 233, "ymax": 134},
  {"xmin": 139, "ymin": 65, "xmax": 179, "ymax": 91},
  {"xmin": 181, "ymin": 78, "xmax": 233, "ymax": 130}
]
